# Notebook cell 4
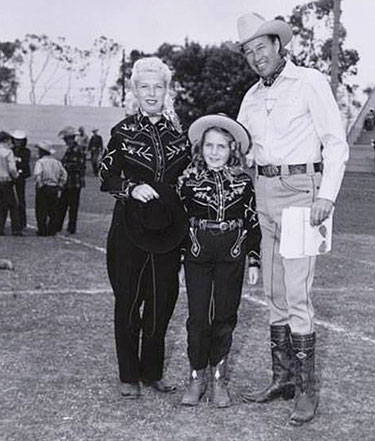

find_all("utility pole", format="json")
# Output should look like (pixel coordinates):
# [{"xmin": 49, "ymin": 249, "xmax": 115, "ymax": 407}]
[
  {"xmin": 121, "ymin": 49, "xmax": 126, "ymax": 108},
  {"xmin": 331, "ymin": 0, "xmax": 342, "ymax": 98}
]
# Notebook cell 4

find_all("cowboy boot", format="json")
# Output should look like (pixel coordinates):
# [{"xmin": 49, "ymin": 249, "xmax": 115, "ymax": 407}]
[
  {"xmin": 242, "ymin": 325, "xmax": 295, "ymax": 403},
  {"xmin": 211, "ymin": 357, "xmax": 231, "ymax": 408},
  {"xmin": 181, "ymin": 368, "xmax": 207, "ymax": 406},
  {"xmin": 289, "ymin": 332, "xmax": 319, "ymax": 426}
]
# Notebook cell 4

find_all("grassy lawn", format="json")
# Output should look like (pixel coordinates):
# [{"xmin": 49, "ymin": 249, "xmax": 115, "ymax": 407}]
[{"xmin": 1, "ymin": 170, "xmax": 374, "ymax": 441}]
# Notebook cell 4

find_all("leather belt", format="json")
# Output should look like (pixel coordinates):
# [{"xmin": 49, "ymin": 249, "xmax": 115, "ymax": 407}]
[
  {"xmin": 257, "ymin": 162, "xmax": 322, "ymax": 177},
  {"xmin": 190, "ymin": 218, "xmax": 243, "ymax": 232}
]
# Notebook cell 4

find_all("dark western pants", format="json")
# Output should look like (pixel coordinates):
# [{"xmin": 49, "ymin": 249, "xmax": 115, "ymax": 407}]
[
  {"xmin": 0, "ymin": 182, "xmax": 21, "ymax": 234},
  {"xmin": 57, "ymin": 188, "xmax": 81, "ymax": 233},
  {"xmin": 14, "ymin": 178, "xmax": 27, "ymax": 229},
  {"xmin": 107, "ymin": 205, "xmax": 180, "ymax": 383},
  {"xmin": 35, "ymin": 185, "xmax": 59, "ymax": 236},
  {"xmin": 184, "ymin": 227, "xmax": 247, "ymax": 370}
]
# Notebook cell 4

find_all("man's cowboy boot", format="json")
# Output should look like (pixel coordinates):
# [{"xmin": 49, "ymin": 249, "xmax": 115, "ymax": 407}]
[
  {"xmin": 211, "ymin": 357, "xmax": 231, "ymax": 408},
  {"xmin": 181, "ymin": 368, "xmax": 207, "ymax": 406},
  {"xmin": 242, "ymin": 325, "xmax": 295, "ymax": 403},
  {"xmin": 119, "ymin": 381, "xmax": 141, "ymax": 399},
  {"xmin": 289, "ymin": 333, "xmax": 319, "ymax": 426}
]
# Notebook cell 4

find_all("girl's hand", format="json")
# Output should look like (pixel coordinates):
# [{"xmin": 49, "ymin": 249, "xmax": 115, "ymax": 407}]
[
  {"xmin": 131, "ymin": 184, "xmax": 159, "ymax": 203},
  {"xmin": 248, "ymin": 266, "xmax": 259, "ymax": 285}
]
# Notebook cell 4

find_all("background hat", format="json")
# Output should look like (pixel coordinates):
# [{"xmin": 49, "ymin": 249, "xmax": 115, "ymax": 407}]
[
  {"xmin": 237, "ymin": 13, "xmax": 292, "ymax": 49},
  {"xmin": 58, "ymin": 126, "xmax": 78, "ymax": 138},
  {"xmin": 123, "ymin": 182, "xmax": 188, "ymax": 254},
  {"xmin": 36, "ymin": 140, "xmax": 56, "ymax": 155},
  {"xmin": 188, "ymin": 114, "xmax": 251, "ymax": 155},
  {"xmin": 12, "ymin": 129, "xmax": 27, "ymax": 139}
]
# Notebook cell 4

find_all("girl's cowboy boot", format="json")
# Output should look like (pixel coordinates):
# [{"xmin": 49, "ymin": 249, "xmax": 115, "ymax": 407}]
[
  {"xmin": 211, "ymin": 357, "xmax": 231, "ymax": 408},
  {"xmin": 181, "ymin": 368, "xmax": 207, "ymax": 406}
]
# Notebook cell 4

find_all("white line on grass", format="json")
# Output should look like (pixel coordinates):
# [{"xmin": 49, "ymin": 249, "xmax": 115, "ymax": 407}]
[{"xmin": 243, "ymin": 293, "xmax": 375, "ymax": 345}]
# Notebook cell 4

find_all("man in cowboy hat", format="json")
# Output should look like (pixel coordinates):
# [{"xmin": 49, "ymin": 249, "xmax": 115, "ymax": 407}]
[
  {"xmin": 236, "ymin": 13, "xmax": 349, "ymax": 425},
  {"xmin": 11, "ymin": 129, "xmax": 31, "ymax": 231},
  {"xmin": 0, "ymin": 131, "xmax": 21, "ymax": 236},
  {"xmin": 34, "ymin": 141, "xmax": 67, "ymax": 236},
  {"xmin": 56, "ymin": 126, "xmax": 86, "ymax": 234},
  {"xmin": 88, "ymin": 128, "xmax": 103, "ymax": 176}
]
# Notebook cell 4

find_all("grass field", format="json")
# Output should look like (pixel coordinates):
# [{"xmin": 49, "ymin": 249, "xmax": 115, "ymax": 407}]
[{"xmin": 1, "ymin": 169, "xmax": 375, "ymax": 441}]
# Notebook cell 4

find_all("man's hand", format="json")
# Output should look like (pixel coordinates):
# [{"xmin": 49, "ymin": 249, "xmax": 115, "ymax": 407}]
[
  {"xmin": 248, "ymin": 266, "xmax": 259, "ymax": 285},
  {"xmin": 310, "ymin": 198, "xmax": 334, "ymax": 226},
  {"xmin": 131, "ymin": 184, "xmax": 159, "ymax": 203}
]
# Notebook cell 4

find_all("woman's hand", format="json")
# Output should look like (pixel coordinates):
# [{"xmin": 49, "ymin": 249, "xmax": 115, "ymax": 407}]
[
  {"xmin": 248, "ymin": 266, "xmax": 259, "ymax": 285},
  {"xmin": 131, "ymin": 184, "xmax": 159, "ymax": 203}
]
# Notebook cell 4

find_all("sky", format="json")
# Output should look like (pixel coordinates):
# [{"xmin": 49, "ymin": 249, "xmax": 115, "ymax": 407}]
[{"xmin": 1, "ymin": 0, "xmax": 374, "ymax": 104}]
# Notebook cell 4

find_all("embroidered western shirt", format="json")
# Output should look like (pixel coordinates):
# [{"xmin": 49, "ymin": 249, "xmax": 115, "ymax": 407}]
[
  {"xmin": 237, "ymin": 60, "xmax": 349, "ymax": 202},
  {"xmin": 177, "ymin": 166, "xmax": 261, "ymax": 264},
  {"xmin": 61, "ymin": 144, "xmax": 86, "ymax": 189},
  {"xmin": 99, "ymin": 112, "xmax": 190, "ymax": 200}
]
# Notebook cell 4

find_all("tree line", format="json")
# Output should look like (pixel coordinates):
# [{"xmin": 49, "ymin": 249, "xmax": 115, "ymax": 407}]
[{"xmin": 0, "ymin": 0, "xmax": 363, "ymax": 128}]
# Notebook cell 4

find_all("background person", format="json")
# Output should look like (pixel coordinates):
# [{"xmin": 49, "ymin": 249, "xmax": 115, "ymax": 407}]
[
  {"xmin": 0, "ymin": 131, "xmax": 21, "ymax": 236},
  {"xmin": 56, "ymin": 126, "xmax": 86, "ymax": 234},
  {"xmin": 12, "ymin": 129, "xmax": 31, "ymax": 231},
  {"xmin": 99, "ymin": 56, "xmax": 190, "ymax": 399},
  {"xmin": 88, "ymin": 128, "xmax": 103, "ymax": 176},
  {"xmin": 34, "ymin": 141, "xmax": 67, "ymax": 236},
  {"xmin": 236, "ymin": 12, "xmax": 349, "ymax": 425},
  {"xmin": 178, "ymin": 114, "xmax": 261, "ymax": 408}
]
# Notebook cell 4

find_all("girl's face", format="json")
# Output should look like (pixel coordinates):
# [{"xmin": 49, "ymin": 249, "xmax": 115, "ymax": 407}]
[
  {"xmin": 202, "ymin": 129, "xmax": 231, "ymax": 170},
  {"xmin": 134, "ymin": 71, "xmax": 167, "ymax": 115}
]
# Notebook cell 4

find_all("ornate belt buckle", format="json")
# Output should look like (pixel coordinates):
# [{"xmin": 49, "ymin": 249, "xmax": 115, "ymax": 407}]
[
  {"xmin": 264, "ymin": 164, "xmax": 280, "ymax": 177},
  {"xmin": 219, "ymin": 222, "xmax": 229, "ymax": 231}
]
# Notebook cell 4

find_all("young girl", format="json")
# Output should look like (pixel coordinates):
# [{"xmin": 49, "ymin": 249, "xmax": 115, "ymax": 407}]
[{"xmin": 177, "ymin": 114, "xmax": 261, "ymax": 408}]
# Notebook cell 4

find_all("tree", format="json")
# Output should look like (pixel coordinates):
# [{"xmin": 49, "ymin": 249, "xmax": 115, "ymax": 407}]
[
  {"xmin": 20, "ymin": 34, "xmax": 90, "ymax": 105},
  {"xmin": 93, "ymin": 36, "xmax": 121, "ymax": 106},
  {"xmin": 156, "ymin": 41, "xmax": 258, "ymax": 128},
  {"xmin": 0, "ymin": 41, "xmax": 22, "ymax": 103}
]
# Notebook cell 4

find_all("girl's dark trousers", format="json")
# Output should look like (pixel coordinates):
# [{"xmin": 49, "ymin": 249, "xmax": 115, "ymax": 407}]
[
  {"xmin": 107, "ymin": 203, "xmax": 180, "ymax": 384},
  {"xmin": 184, "ymin": 227, "xmax": 247, "ymax": 370}
]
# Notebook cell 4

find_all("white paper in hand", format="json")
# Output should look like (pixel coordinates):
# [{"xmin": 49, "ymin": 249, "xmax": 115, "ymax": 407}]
[{"xmin": 280, "ymin": 207, "xmax": 333, "ymax": 259}]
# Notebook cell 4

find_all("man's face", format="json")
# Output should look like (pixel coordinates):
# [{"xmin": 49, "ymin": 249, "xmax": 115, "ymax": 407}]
[
  {"xmin": 63, "ymin": 135, "xmax": 76, "ymax": 148},
  {"xmin": 242, "ymin": 35, "xmax": 281, "ymax": 78}
]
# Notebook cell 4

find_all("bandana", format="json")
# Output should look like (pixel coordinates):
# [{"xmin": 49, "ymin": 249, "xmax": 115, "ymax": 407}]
[{"xmin": 262, "ymin": 58, "xmax": 286, "ymax": 87}]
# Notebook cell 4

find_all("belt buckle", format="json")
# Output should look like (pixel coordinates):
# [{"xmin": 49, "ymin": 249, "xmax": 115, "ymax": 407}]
[
  {"xmin": 219, "ymin": 222, "xmax": 228, "ymax": 231},
  {"xmin": 264, "ymin": 164, "xmax": 279, "ymax": 177}
]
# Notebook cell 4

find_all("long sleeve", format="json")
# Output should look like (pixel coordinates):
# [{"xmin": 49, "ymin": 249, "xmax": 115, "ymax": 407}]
[{"xmin": 243, "ymin": 180, "xmax": 261, "ymax": 267}]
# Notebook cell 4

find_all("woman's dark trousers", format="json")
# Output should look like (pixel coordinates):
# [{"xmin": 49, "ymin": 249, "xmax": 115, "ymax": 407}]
[{"xmin": 107, "ymin": 221, "xmax": 180, "ymax": 384}]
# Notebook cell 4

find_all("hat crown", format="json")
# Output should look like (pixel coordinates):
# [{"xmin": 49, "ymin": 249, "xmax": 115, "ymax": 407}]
[
  {"xmin": 12, "ymin": 129, "xmax": 27, "ymax": 139},
  {"xmin": 139, "ymin": 199, "xmax": 172, "ymax": 232},
  {"xmin": 237, "ymin": 13, "xmax": 266, "ymax": 43}
]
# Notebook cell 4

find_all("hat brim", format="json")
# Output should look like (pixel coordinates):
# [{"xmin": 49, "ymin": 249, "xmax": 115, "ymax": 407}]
[
  {"xmin": 123, "ymin": 183, "xmax": 188, "ymax": 254},
  {"xmin": 188, "ymin": 114, "xmax": 251, "ymax": 155},
  {"xmin": 238, "ymin": 20, "xmax": 292, "ymax": 49}
]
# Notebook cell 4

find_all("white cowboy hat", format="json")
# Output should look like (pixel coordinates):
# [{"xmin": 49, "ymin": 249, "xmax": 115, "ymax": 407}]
[
  {"xmin": 36, "ymin": 140, "xmax": 56, "ymax": 155},
  {"xmin": 12, "ymin": 129, "xmax": 27, "ymax": 139},
  {"xmin": 237, "ymin": 12, "xmax": 292, "ymax": 50},
  {"xmin": 188, "ymin": 114, "xmax": 251, "ymax": 155},
  {"xmin": 58, "ymin": 126, "xmax": 79, "ymax": 138}
]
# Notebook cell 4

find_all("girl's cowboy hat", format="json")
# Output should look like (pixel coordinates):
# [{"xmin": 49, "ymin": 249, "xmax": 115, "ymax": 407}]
[
  {"xmin": 237, "ymin": 12, "xmax": 292, "ymax": 50},
  {"xmin": 188, "ymin": 114, "xmax": 251, "ymax": 155}
]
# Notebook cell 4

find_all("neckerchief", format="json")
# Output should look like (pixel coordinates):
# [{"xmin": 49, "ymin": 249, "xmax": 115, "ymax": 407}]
[{"xmin": 263, "ymin": 58, "xmax": 286, "ymax": 87}]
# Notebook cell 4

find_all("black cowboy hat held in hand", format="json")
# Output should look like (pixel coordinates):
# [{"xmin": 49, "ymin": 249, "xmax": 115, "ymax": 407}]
[{"xmin": 123, "ymin": 182, "xmax": 188, "ymax": 254}]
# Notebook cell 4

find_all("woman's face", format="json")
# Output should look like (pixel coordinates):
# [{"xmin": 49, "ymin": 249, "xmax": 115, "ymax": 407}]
[
  {"xmin": 134, "ymin": 71, "xmax": 167, "ymax": 115},
  {"xmin": 202, "ymin": 129, "xmax": 231, "ymax": 171}
]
